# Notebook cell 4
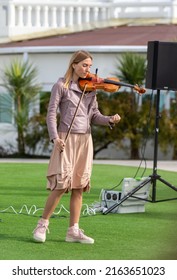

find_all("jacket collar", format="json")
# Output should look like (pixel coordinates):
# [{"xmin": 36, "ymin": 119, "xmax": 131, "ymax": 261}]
[{"xmin": 69, "ymin": 80, "xmax": 83, "ymax": 93}]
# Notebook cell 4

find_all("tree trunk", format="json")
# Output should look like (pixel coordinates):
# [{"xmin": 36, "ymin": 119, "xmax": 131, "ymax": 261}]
[
  {"xmin": 130, "ymin": 138, "xmax": 139, "ymax": 159},
  {"xmin": 172, "ymin": 143, "xmax": 177, "ymax": 160},
  {"xmin": 17, "ymin": 126, "xmax": 25, "ymax": 155}
]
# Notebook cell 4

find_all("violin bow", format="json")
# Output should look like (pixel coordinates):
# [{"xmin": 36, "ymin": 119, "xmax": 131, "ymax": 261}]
[{"xmin": 62, "ymin": 83, "xmax": 88, "ymax": 147}]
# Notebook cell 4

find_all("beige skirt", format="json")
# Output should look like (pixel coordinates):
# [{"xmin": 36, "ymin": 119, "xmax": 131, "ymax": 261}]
[{"xmin": 46, "ymin": 132, "xmax": 93, "ymax": 192}]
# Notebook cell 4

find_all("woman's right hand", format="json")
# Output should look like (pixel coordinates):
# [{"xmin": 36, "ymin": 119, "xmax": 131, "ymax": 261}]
[{"xmin": 53, "ymin": 138, "xmax": 65, "ymax": 152}]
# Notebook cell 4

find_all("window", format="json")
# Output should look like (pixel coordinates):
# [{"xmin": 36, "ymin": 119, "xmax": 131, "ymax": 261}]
[
  {"xmin": 40, "ymin": 92, "xmax": 50, "ymax": 114},
  {"xmin": 0, "ymin": 92, "xmax": 13, "ymax": 123}
]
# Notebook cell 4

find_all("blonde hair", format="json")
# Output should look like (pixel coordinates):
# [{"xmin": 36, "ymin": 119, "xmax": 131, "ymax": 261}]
[{"xmin": 64, "ymin": 50, "xmax": 93, "ymax": 88}]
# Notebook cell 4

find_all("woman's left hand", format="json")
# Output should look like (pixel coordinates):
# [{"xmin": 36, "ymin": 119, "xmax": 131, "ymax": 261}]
[{"xmin": 109, "ymin": 114, "xmax": 121, "ymax": 124}]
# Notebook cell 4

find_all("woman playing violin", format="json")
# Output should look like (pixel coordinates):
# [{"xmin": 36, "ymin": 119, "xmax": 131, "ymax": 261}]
[{"xmin": 33, "ymin": 50, "xmax": 121, "ymax": 244}]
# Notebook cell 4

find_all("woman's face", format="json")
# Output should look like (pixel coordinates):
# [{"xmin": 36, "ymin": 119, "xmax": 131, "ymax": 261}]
[{"xmin": 72, "ymin": 58, "xmax": 92, "ymax": 80}]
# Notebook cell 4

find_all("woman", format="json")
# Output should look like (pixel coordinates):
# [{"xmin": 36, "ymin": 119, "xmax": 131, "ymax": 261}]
[{"xmin": 33, "ymin": 50, "xmax": 121, "ymax": 244}]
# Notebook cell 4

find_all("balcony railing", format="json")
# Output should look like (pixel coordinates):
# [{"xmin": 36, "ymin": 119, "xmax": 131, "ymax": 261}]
[{"xmin": 0, "ymin": 0, "xmax": 177, "ymax": 40}]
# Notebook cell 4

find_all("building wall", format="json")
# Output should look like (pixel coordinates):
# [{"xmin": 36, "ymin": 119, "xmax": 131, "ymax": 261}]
[{"xmin": 0, "ymin": 45, "xmax": 147, "ymax": 89}]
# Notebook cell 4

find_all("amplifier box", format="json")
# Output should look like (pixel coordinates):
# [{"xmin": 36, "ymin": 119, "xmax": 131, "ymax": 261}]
[{"xmin": 101, "ymin": 177, "xmax": 151, "ymax": 214}]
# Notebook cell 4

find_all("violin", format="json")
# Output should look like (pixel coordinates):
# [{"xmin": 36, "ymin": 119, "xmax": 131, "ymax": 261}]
[{"xmin": 79, "ymin": 72, "xmax": 146, "ymax": 95}]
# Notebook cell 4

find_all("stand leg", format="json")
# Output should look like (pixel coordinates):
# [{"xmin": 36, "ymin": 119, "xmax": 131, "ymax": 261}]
[{"xmin": 149, "ymin": 89, "xmax": 177, "ymax": 200}]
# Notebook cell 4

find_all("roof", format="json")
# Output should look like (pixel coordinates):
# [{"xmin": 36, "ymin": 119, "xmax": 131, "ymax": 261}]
[{"xmin": 0, "ymin": 24, "xmax": 177, "ymax": 48}]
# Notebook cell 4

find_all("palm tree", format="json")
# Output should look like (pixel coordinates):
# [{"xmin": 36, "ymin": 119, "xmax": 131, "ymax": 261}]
[
  {"xmin": 1, "ymin": 59, "xmax": 41, "ymax": 156},
  {"xmin": 114, "ymin": 52, "xmax": 148, "ymax": 159}
]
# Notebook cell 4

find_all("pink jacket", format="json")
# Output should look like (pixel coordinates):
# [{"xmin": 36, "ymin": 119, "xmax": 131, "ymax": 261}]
[{"xmin": 46, "ymin": 78, "xmax": 111, "ymax": 141}]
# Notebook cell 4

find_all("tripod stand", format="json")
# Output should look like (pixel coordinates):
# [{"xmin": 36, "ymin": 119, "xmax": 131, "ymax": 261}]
[{"xmin": 104, "ymin": 89, "xmax": 177, "ymax": 215}]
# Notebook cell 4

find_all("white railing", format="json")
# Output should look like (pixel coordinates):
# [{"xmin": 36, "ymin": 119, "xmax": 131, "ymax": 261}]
[{"xmin": 0, "ymin": 0, "xmax": 177, "ymax": 40}]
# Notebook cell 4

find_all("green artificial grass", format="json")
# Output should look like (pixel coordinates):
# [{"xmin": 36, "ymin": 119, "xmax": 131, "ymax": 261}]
[{"xmin": 0, "ymin": 162, "xmax": 177, "ymax": 260}]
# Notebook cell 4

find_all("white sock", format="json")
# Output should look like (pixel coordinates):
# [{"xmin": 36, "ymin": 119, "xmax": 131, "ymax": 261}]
[
  {"xmin": 41, "ymin": 218, "xmax": 49, "ymax": 223},
  {"xmin": 70, "ymin": 223, "xmax": 79, "ymax": 229},
  {"xmin": 74, "ymin": 223, "xmax": 79, "ymax": 229}
]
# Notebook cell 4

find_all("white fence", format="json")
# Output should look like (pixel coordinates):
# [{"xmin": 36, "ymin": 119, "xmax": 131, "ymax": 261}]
[{"xmin": 0, "ymin": 0, "xmax": 177, "ymax": 40}]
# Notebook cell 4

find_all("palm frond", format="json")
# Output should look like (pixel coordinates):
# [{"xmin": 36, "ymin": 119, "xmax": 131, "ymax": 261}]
[{"xmin": 115, "ymin": 52, "xmax": 146, "ymax": 85}]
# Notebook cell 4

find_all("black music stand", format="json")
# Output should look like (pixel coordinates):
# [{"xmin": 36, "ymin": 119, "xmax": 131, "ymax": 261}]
[{"xmin": 103, "ymin": 89, "xmax": 177, "ymax": 215}]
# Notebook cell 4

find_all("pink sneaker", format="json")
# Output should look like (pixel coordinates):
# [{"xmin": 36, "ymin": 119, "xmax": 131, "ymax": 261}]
[
  {"xmin": 33, "ymin": 218, "xmax": 49, "ymax": 243},
  {"xmin": 65, "ymin": 224, "xmax": 94, "ymax": 244}
]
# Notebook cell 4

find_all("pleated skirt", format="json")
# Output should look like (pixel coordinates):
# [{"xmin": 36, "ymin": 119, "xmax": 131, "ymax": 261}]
[{"xmin": 46, "ymin": 132, "xmax": 93, "ymax": 192}]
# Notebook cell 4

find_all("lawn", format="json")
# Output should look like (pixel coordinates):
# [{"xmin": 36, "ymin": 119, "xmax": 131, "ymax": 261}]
[{"xmin": 0, "ymin": 162, "xmax": 177, "ymax": 260}]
